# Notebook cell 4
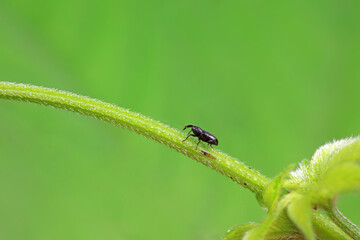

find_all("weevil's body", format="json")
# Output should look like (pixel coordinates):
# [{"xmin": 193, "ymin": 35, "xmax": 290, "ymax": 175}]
[{"xmin": 182, "ymin": 125, "xmax": 218, "ymax": 150}]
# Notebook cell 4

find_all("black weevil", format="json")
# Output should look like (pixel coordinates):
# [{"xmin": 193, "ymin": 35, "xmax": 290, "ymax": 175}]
[{"xmin": 182, "ymin": 125, "xmax": 218, "ymax": 150}]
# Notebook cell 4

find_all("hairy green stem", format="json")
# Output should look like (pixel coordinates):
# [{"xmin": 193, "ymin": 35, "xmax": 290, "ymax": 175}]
[
  {"xmin": 0, "ymin": 82, "xmax": 268, "ymax": 194},
  {"xmin": 0, "ymin": 82, "xmax": 356, "ymax": 240},
  {"xmin": 312, "ymin": 211, "xmax": 353, "ymax": 240},
  {"xmin": 325, "ymin": 206, "xmax": 360, "ymax": 240}
]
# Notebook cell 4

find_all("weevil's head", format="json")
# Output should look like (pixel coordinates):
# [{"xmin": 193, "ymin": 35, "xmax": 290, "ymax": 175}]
[{"xmin": 209, "ymin": 137, "xmax": 218, "ymax": 146}]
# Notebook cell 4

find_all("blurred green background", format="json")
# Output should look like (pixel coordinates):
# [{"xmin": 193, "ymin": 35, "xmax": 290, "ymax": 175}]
[{"xmin": 0, "ymin": 0, "xmax": 359, "ymax": 239}]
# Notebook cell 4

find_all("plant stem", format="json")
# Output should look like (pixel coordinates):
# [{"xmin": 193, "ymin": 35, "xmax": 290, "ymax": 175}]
[
  {"xmin": 0, "ymin": 82, "xmax": 268, "ymax": 194},
  {"xmin": 312, "ymin": 211, "xmax": 354, "ymax": 240},
  {"xmin": 1, "ymin": 82, "xmax": 357, "ymax": 240},
  {"xmin": 325, "ymin": 206, "xmax": 360, "ymax": 240}
]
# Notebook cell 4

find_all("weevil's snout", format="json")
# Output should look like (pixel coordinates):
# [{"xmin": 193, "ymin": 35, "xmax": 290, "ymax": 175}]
[
  {"xmin": 213, "ymin": 139, "xmax": 219, "ymax": 145},
  {"xmin": 183, "ymin": 125, "xmax": 193, "ymax": 130}
]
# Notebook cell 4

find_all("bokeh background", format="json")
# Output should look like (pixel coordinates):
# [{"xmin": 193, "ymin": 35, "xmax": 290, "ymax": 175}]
[{"xmin": 0, "ymin": 0, "xmax": 359, "ymax": 239}]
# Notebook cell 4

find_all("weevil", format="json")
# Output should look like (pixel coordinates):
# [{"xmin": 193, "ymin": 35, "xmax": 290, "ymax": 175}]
[{"xmin": 182, "ymin": 125, "xmax": 218, "ymax": 150}]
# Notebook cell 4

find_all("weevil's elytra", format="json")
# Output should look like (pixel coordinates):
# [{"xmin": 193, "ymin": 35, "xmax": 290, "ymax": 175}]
[{"xmin": 182, "ymin": 125, "xmax": 218, "ymax": 150}]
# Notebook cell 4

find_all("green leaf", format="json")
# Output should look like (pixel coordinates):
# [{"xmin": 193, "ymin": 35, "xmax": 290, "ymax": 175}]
[
  {"xmin": 223, "ymin": 223, "xmax": 258, "ymax": 240},
  {"xmin": 331, "ymin": 138, "xmax": 360, "ymax": 165},
  {"xmin": 243, "ymin": 215, "xmax": 274, "ymax": 240},
  {"xmin": 243, "ymin": 213, "xmax": 279, "ymax": 240},
  {"xmin": 285, "ymin": 137, "xmax": 360, "ymax": 239},
  {"xmin": 289, "ymin": 137, "xmax": 360, "ymax": 186},
  {"xmin": 287, "ymin": 192, "xmax": 315, "ymax": 240},
  {"xmin": 243, "ymin": 208, "xmax": 302, "ymax": 240},
  {"xmin": 288, "ymin": 137, "xmax": 360, "ymax": 204},
  {"xmin": 316, "ymin": 163, "xmax": 360, "ymax": 201},
  {"xmin": 263, "ymin": 164, "xmax": 295, "ymax": 211},
  {"xmin": 244, "ymin": 163, "xmax": 296, "ymax": 240}
]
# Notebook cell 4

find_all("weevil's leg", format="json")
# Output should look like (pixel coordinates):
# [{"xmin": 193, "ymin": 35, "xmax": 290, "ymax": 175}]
[
  {"xmin": 182, "ymin": 134, "xmax": 191, "ymax": 142},
  {"xmin": 196, "ymin": 140, "xmax": 201, "ymax": 149},
  {"xmin": 208, "ymin": 143, "xmax": 214, "ymax": 150},
  {"xmin": 182, "ymin": 134, "xmax": 196, "ymax": 142}
]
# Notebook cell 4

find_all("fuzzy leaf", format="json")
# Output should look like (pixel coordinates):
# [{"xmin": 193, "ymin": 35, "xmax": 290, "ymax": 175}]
[
  {"xmin": 287, "ymin": 193, "xmax": 314, "ymax": 240},
  {"xmin": 243, "ymin": 214, "xmax": 274, "ymax": 240},
  {"xmin": 331, "ymin": 138, "xmax": 360, "ymax": 165},
  {"xmin": 243, "ymin": 207, "xmax": 301, "ymax": 240},
  {"xmin": 245, "ymin": 165, "xmax": 296, "ymax": 240},
  {"xmin": 288, "ymin": 137, "xmax": 360, "ymax": 206},
  {"xmin": 289, "ymin": 137, "xmax": 360, "ymax": 185},
  {"xmin": 316, "ymin": 163, "xmax": 360, "ymax": 201},
  {"xmin": 243, "ymin": 213, "xmax": 280, "ymax": 240},
  {"xmin": 263, "ymin": 164, "xmax": 295, "ymax": 211},
  {"xmin": 223, "ymin": 223, "xmax": 258, "ymax": 240}
]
